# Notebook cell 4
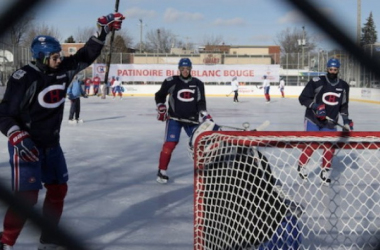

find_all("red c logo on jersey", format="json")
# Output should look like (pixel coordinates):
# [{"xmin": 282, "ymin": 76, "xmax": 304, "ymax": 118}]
[
  {"xmin": 177, "ymin": 89, "xmax": 195, "ymax": 102},
  {"xmin": 322, "ymin": 92, "xmax": 341, "ymax": 106},
  {"xmin": 38, "ymin": 83, "xmax": 67, "ymax": 108}
]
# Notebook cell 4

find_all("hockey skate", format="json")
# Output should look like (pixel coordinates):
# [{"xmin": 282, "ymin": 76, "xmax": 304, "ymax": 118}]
[
  {"xmin": 320, "ymin": 168, "xmax": 331, "ymax": 185},
  {"xmin": 76, "ymin": 119, "xmax": 84, "ymax": 123},
  {"xmin": 156, "ymin": 170, "xmax": 169, "ymax": 184},
  {"xmin": 0, "ymin": 243, "xmax": 12, "ymax": 250},
  {"xmin": 297, "ymin": 165, "xmax": 308, "ymax": 180},
  {"xmin": 68, "ymin": 119, "xmax": 77, "ymax": 124},
  {"xmin": 0, "ymin": 232, "xmax": 12, "ymax": 250}
]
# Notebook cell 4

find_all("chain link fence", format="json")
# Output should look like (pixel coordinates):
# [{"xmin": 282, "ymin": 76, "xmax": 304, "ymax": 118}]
[{"xmin": 1, "ymin": 44, "xmax": 378, "ymax": 88}]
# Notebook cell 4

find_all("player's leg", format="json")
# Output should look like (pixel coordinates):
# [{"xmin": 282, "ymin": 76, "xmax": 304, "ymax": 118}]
[
  {"xmin": 319, "ymin": 127, "xmax": 337, "ymax": 184},
  {"xmin": 39, "ymin": 145, "xmax": 68, "ymax": 247},
  {"xmin": 1, "ymin": 144, "xmax": 41, "ymax": 247},
  {"xmin": 297, "ymin": 120, "xmax": 320, "ymax": 179},
  {"xmin": 75, "ymin": 98, "xmax": 81, "ymax": 121},
  {"xmin": 68, "ymin": 100, "xmax": 75, "ymax": 122},
  {"xmin": 157, "ymin": 120, "xmax": 181, "ymax": 183}
]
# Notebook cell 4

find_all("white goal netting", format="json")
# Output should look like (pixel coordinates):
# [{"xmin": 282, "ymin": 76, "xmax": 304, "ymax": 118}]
[{"xmin": 193, "ymin": 131, "xmax": 380, "ymax": 250}]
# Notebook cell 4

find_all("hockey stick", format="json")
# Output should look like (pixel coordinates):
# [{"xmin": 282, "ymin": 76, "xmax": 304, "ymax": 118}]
[
  {"xmin": 101, "ymin": 0, "xmax": 120, "ymax": 99},
  {"xmin": 326, "ymin": 116, "xmax": 349, "ymax": 132},
  {"xmin": 226, "ymin": 91, "xmax": 233, "ymax": 97},
  {"xmin": 169, "ymin": 117, "xmax": 270, "ymax": 131}
]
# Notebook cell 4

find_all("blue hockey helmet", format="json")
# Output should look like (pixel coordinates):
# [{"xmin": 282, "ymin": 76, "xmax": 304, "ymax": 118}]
[
  {"xmin": 31, "ymin": 35, "xmax": 62, "ymax": 62},
  {"xmin": 327, "ymin": 58, "xmax": 340, "ymax": 68},
  {"xmin": 178, "ymin": 58, "xmax": 192, "ymax": 68}
]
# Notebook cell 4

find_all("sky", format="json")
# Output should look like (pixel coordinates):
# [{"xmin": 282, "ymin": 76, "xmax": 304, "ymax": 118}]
[{"xmin": 1, "ymin": 0, "xmax": 380, "ymax": 50}]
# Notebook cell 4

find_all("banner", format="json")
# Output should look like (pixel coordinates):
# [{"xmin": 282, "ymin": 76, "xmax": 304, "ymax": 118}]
[{"xmin": 93, "ymin": 64, "xmax": 280, "ymax": 83}]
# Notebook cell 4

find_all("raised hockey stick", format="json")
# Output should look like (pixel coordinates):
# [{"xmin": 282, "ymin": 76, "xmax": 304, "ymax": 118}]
[
  {"xmin": 101, "ymin": 0, "xmax": 120, "ymax": 99},
  {"xmin": 169, "ymin": 117, "xmax": 270, "ymax": 131},
  {"xmin": 326, "ymin": 116, "xmax": 349, "ymax": 132}
]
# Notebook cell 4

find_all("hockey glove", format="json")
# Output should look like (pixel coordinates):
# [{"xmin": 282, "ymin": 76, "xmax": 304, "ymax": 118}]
[
  {"xmin": 312, "ymin": 103, "xmax": 326, "ymax": 120},
  {"xmin": 97, "ymin": 12, "xmax": 125, "ymax": 40},
  {"xmin": 343, "ymin": 119, "xmax": 354, "ymax": 131},
  {"xmin": 200, "ymin": 111, "xmax": 213, "ymax": 122},
  {"xmin": 157, "ymin": 104, "xmax": 167, "ymax": 121},
  {"xmin": 9, "ymin": 131, "xmax": 39, "ymax": 162}
]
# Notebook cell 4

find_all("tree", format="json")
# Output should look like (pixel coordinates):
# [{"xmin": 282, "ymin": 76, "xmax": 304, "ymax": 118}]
[
  {"xmin": 74, "ymin": 27, "xmax": 95, "ymax": 43},
  {"xmin": 64, "ymin": 36, "xmax": 76, "ymax": 43},
  {"xmin": 1, "ymin": 14, "xmax": 35, "ymax": 68},
  {"xmin": 275, "ymin": 27, "xmax": 317, "ymax": 69},
  {"xmin": 22, "ymin": 23, "xmax": 61, "ymax": 48},
  {"xmin": 201, "ymin": 34, "xmax": 224, "ymax": 46},
  {"xmin": 145, "ymin": 28, "xmax": 177, "ymax": 53},
  {"xmin": 361, "ymin": 12, "xmax": 377, "ymax": 47}
]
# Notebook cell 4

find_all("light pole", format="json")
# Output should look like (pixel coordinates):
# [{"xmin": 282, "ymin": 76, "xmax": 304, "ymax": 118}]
[
  {"xmin": 302, "ymin": 26, "xmax": 305, "ymax": 69},
  {"xmin": 356, "ymin": 0, "xmax": 361, "ymax": 87},
  {"xmin": 298, "ymin": 26, "xmax": 306, "ymax": 69},
  {"xmin": 139, "ymin": 19, "xmax": 143, "ymax": 53}
]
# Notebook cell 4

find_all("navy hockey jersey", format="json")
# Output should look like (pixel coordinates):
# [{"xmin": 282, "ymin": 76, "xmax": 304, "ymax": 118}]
[
  {"xmin": 155, "ymin": 75, "xmax": 207, "ymax": 121},
  {"xmin": 0, "ymin": 36, "xmax": 104, "ymax": 147},
  {"xmin": 299, "ymin": 75, "xmax": 350, "ymax": 129}
]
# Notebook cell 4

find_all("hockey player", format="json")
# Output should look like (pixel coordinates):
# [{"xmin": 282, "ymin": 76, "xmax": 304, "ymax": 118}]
[
  {"xmin": 0, "ymin": 12, "xmax": 124, "ymax": 250},
  {"xmin": 111, "ymin": 76, "xmax": 123, "ymax": 99},
  {"xmin": 279, "ymin": 77, "xmax": 285, "ymax": 98},
  {"xmin": 92, "ymin": 74, "xmax": 101, "ymax": 96},
  {"xmin": 298, "ymin": 58, "xmax": 353, "ymax": 185},
  {"xmin": 155, "ymin": 58, "xmax": 212, "ymax": 184},
  {"xmin": 262, "ymin": 75, "xmax": 271, "ymax": 103},
  {"xmin": 231, "ymin": 76, "xmax": 239, "ymax": 102},
  {"xmin": 84, "ymin": 77, "xmax": 92, "ymax": 95}
]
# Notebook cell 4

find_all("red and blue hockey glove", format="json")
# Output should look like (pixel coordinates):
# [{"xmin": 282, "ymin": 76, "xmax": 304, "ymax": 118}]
[
  {"xmin": 9, "ymin": 131, "xmax": 39, "ymax": 162},
  {"xmin": 200, "ymin": 111, "xmax": 213, "ymax": 122},
  {"xmin": 97, "ymin": 12, "xmax": 125, "ymax": 40},
  {"xmin": 157, "ymin": 104, "xmax": 167, "ymax": 121},
  {"xmin": 343, "ymin": 119, "xmax": 354, "ymax": 131},
  {"xmin": 312, "ymin": 103, "xmax": 326, "ymax": 120}
]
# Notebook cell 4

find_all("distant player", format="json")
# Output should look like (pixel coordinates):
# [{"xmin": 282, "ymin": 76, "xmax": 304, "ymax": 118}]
[
  {"xmin": 92, "ymin": 74, "xmax": 101, "ymax": 96},
  {"xmin": 155, "ymin": 58, "xmax": 212, "ymax": 184},
  {"xmin": 109, "ymin": 76, "xmax": 116, "ymax": 96},
  {"xmin": 298, "ymin": 58, "xmax": 353, "ymax": 185},
  {"xmin": 279, "ymin": 77, "xmax": 285, "ymax": 98},
  {"xmin": 84, "ymin": 77, "xmax": 92, "ymax": 95},
  {"xmin": 231, "ymin": 76, "xmax": 239, "ymax": 102},
  {"xmin": 111, "ymin": 76, "xmax": 123, "ymax": 99},
  {"xmin": 262, "ymin": 75, "xmax": 271, "ymax": 103}
]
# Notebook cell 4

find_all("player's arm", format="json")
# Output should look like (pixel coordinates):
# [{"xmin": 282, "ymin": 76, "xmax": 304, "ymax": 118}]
[
  {"xmin": 298, "ymin": 80, "xmax": 318, "ymax": 108},
  {"xmin": 0, "ymin": 74, "xmax": 29, "ymax": 136},
  {"xmin": 61, "ymin": 13, "xmax": 125, "ymax": 80},
  {"xmin": 196, "ymin": 80, "xmax": 207, "ymax": 112},
  {"xmin": 155, "ymin": 78, "xmax": 172, "ymax": 105},
  {"xmin": 340, "ymin": 83, "xmax": 353, "ymax": 130}
]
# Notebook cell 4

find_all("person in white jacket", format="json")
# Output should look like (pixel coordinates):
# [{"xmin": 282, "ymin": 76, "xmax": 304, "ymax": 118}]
[{"xmin": 231, "ymin": 76, "xmax": 239, "ymax": 102}]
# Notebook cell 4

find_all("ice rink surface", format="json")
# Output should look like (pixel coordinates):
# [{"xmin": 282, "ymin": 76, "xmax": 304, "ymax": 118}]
[{"xmin": 0, "ymin": 95, "xmax": 379, "ymax": 250}]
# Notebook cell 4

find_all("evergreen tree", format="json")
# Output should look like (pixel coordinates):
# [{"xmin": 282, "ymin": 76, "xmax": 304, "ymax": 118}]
[
  {"xmin": 64, "ymin": 35, "xmax": 76, "ymax": 43},
  {"xmin": 361, "ymin": 12, "xmax": 377, "ymax": 47}
]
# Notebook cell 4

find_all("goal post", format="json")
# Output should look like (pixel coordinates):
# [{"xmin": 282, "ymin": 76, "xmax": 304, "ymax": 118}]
[{"xmin": 193, "ymin": 131, "xmax": 380, "ymax": 250}]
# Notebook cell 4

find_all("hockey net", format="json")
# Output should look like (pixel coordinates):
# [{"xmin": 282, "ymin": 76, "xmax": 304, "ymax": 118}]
[{"xmin": 193, "ymin": 131, "xmax": 380, "ymax": 250}]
